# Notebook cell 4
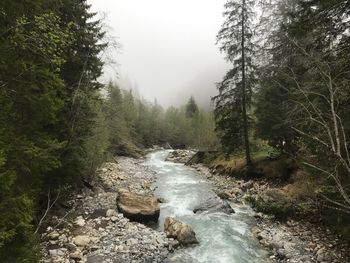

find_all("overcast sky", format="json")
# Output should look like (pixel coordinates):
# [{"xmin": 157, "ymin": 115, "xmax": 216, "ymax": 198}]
[{"xmin": 88, "ymin": 0, "xmax": 228, "ymax": 107}]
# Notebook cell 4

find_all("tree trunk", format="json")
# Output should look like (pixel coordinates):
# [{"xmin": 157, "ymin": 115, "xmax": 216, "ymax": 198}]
[{"xmin": 241, "ymin": 0, "xmax": 252, "ymax": 167}]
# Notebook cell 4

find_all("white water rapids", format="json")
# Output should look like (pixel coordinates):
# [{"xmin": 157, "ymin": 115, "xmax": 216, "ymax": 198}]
[{"xmin": 143, "ymin": 150, "xmax": 270, "ymax": 263}]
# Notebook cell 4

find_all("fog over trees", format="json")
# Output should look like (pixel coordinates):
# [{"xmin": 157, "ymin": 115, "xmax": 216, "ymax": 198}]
[{"xmin": 1, "ymin": 0, "xmax": 350, "ymax": 262}]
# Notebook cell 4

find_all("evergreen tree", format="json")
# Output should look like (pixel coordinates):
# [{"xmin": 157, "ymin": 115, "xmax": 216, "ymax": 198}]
[
  {"xmin": 49, "ymin": 0, "xmax": 107, "ymax": 186},
  {"xmin": 0, "ymin": 2, "xmax": 73, "ymax": 260},
  {"xmin": 186, "ymin": 96, "xmax": 199, "ymax": 118},
  {"xmin": 0, "ymin": 1, "xmax": 107, "ymax": 260},
  {"xmin": 255, "ymin": 0, "xmax": 298, "ymax": 152},
  {"xmin": 214, "ymin": 0, "xmax": 256, "ymax": 164}
]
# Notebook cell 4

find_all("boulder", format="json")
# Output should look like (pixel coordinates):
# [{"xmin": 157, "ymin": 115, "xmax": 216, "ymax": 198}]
[
  {"xmin": 116, "ymin": 191, "xmax": 160, "ymax": 222},
  {"xmin": 72, "ymin": 235, "xmax": 90, "ymax": 247},
  {"xmin": 217, "ymin": 190, "xmax": 231, "ymax": 200},
  {"xmin": 193, "ymin": 198, "xmax": 235, "ymax": 214},
  {"xmin": 164, "ymin": 217, "xmax": 198, "ymax": 245}
]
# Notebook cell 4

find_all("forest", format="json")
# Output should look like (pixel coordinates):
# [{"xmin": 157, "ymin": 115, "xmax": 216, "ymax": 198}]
[{"xmin": 0, "ymin": 0, "xmax": 350, "ymax": 262}]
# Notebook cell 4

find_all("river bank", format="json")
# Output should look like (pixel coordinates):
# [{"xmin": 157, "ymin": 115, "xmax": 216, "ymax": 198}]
[
  {"xmin": 40, "ymin": 155, "xmax": 175, "ymax": 263},
  {"xmin": 166, "ymin": 150, "xmax": 350, "ymax": 263},
  {"xmin": 40, "ymin": 149, "xmax": 350, "ymax": 263}
]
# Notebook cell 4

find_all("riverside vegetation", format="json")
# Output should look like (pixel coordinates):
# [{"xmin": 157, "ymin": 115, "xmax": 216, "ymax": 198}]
[{"xmin": 1, "ymin": 0, "xmax": 350, "ymax": 262}]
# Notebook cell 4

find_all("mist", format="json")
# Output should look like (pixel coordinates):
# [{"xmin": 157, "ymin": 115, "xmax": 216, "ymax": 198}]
[{"xmin": 88, "ymin": 0, "xmax": 228, "ymax": 108}]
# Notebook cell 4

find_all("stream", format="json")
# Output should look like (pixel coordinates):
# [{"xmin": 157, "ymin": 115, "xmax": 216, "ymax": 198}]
[{"xmin": 144, "ymin": 150, "xmax": 270, "ymax": 263}]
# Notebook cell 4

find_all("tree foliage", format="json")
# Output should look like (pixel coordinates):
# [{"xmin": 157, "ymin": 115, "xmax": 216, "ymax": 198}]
[
  {"xmin": 104, "ymin": 84, "xmax": 218, "ymax": 152},
  {"xmin": 0, "ymin": 1, "xmax": 107, "ymax": 261},
  {"xmin": 214, "ymin": 0, "xmax": 257, "ymax": 162},
  {"xmin": 255, "ymin": 0, "xmax": 350, "ymax": 215},
  {"xmin": 215, "ymin": 0, "xmax": 350, "ymax": 219}
]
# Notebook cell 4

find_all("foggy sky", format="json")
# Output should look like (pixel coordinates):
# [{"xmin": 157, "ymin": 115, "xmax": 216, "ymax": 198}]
[{"xmin": 88, "ymin": 0, "xmax": 229, "ymax": 108}]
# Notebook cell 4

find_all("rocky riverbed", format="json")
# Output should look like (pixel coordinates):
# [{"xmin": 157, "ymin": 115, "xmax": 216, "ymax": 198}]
[
  {"xmin": 40, "ymin": 156, "xmax": 178, "ymax": 263},
  {"xmin": 40, "ymin": 150, "xmax": 350, "ymax": 263},
  {"xmin": 187, "ymin": 161, "xmax": 350, "ymax": 263}
]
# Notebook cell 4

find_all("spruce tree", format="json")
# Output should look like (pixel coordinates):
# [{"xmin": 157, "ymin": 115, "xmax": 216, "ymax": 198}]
[
  {"xmin": 214, "ymin": 0, "xmax": 256, "ymax": 165},
  {"xmin": 0, "ymin": 1, "xmax": 72, "ymax": 260},
  {"xmin": 186, "ymin": 96, "xmax": 199, "ymax": 118},
  {"xmin": 255, "ymin": 0, "xmax": 298, "ymax": 152}
]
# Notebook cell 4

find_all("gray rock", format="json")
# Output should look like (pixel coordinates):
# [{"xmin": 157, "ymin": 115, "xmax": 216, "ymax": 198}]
[
  {"xmin": 277, "ymin": 248, "xmax": 286, "ymax": 259},
  {"xmin": 193, "ymin": 198, "xmax": 235, "ymax": 214},
  {"xmin": 49, "ymin": 248, "xmax": 67, "ymax": 257},
  {"xmin": 106, "ymin": 209, "xmax": 117, "ymax": 217},
  {"xmin": 164, "ymin": 217, "xmax": 198, "ymax": 245}
]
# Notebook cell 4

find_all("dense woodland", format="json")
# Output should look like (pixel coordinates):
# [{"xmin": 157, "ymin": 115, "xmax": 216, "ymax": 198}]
[
  {"xmin": 213, "ymin": 0, "xmax": 350, "ymax": 238},
  {"xmin": 1, "ymin": 0, "xmax": 350, "ymax": 261}
]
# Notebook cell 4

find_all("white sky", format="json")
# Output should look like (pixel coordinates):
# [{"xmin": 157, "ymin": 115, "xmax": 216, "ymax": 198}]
[{"xmin": 88, "ymin": 0, "xmax": 228, "ymax": 107}]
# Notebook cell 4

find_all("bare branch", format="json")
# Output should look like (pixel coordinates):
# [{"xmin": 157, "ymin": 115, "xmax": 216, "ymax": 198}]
[{"xmin": 34, "ymin": 189, "xmax": 60, "ymax": 234}]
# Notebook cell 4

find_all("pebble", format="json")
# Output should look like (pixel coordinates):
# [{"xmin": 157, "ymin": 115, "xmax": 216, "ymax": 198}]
[{"xmin": 106, "ymin": 209, "xmax": 117, "ymax": 217}]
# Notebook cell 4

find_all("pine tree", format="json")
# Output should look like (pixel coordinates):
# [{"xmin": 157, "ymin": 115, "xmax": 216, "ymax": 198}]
[
  {"xmin": 255, "ymin": 0, "xmax": 298, "ymax": 152},
  {"xmin": 48, "ymin": 0, "xmax": 107, "ymax": 185},
  {"xmin": 214, "ymin": 0, "xmax": 256, "ymax": 165},
  {"xmin": 186, "ymin": 96, "xmax": 199, "ymax": 118},
  {"xmin": 0, "ymin": 1, "xmax": 73, "ymax": 260}
]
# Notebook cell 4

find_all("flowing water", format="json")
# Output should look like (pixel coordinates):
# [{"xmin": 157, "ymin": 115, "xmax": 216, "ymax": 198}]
[{"xmin": 144, "ymin": 150, "xmax": 270, "ymax": 263}]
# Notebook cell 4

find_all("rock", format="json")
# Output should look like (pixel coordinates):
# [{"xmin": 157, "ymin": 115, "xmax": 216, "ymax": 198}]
[
  {"xmin": 74, "ymin": 216, "xmax": 85, "ymax": 227},
  {"xmin": 217, "ymin": 190, "xmax": 231, "ymax": 200},
  {"xmin": 47, "ymin": 231, "xmax": 60, "ymax": 240},
  {"xmin": 164, "ymin": 217, "xmax": 198, "ymax": 245},
  {"xmin": 316, "ymin": 247, "xmax": 326, "ymax": 262},
  {"xmin": 157, "ymin": 197, "xmax": 166, "ymax": 203},
  {"xmin": 72, "ymin": 235, "xmax": 91, "ymax": 247},
  {"xmin": 254, "ymin": 212, "xmax": 264, "ymax": 219},
  {"xmin": 116, "ymin": 190, "xmax": 160, "ymax": 222},
  {"xmin": 58, "ymin": 234, "xmax": 68, "ymax": 243},
  {"xmin": 49, "ymin": 248, "xmax": 67, "ymax": 257},
  {"xmin": 193, "ymin": 198, "xmax": 235, "ymax": 214},
  {"xmin": 106, "ymin": 209, "xmax": 117, "ymax": 217},
  {"xmin": 110, "ymin": 216, "xmax": 118, "ymax": 222},
  {"xmin": 241, "ymin": 180, "xmax": 254, "ymax": 191},
  {"xmin": 69, "ymin": 250, "xmax": 83, "ymax": 261},
  {"xmin": 165, "ymin": 150, "xmax": 195, "ymax": 163},
  {"xmin": 127, "ymin": 238, "xmax": 138, "ymax": 246},
  {"xmin": 230, "ymin": 187, "xmax": 243, "ymax": 196},
  {"xmin": 277, "ymin": 248, "xmax": 286, "ymax": 259},
  {"xmin": 66, "ymin": 243, "xmax": 77, "ymax": 252}
]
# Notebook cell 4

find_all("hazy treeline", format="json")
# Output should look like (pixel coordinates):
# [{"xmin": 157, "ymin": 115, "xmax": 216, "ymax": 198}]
[
  {"xmin": 104, "ymin": 82, "xmax": 218, "ymax": 155},
  {"xmin": 214, "ymin": 0, "xmax": 350, "ymax": 226}
]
